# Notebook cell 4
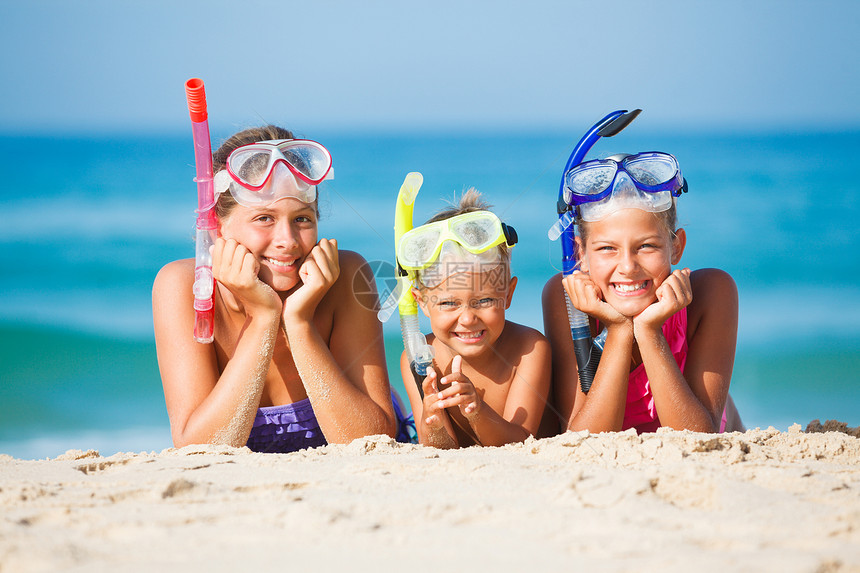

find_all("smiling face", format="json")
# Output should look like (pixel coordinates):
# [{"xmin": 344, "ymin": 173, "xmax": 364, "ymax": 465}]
[
  {"xmin": 415, "ymin": 271, "xmax": 516, "ymax": 360},
  {"xmin": 579, "ymin": 208, "xmax": 685, "ymax": 317},
  {"xmin": 219, "ymin": 197, "xmax": 319, "ymax": 293}
]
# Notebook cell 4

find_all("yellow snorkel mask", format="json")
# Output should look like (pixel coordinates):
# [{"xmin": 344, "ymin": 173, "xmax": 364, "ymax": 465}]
[{"xmin": 398, "ymin": 210, "xmax": 517, "ymax": 270}]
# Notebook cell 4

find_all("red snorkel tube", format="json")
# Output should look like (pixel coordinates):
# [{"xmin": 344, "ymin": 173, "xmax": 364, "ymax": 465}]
[{"xmin": 185, "ymin": 78, "xmax": 216, "ymax": 343}]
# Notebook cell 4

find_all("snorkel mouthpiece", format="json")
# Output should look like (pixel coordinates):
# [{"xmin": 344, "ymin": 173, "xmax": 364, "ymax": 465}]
[
  {"xmin": 597, "ymin": 109, "xmax": 641, "ymax": 138},
  {"xmin": 185, "ymin": 78, "xmax": 208, "ymax": 123},
  {"xmin": 396, "ymin": 173, "xmax": 422, "ymax": 207}
]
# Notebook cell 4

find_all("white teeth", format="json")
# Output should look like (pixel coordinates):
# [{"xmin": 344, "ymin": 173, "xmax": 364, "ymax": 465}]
[
  {"xmin": 614, "ymin": 282, "xmax": 646, "ymax": 293},
  {"xmin": 266, "ymin": 257, "xmax": 295, "ymax": 269},
  {"xmin": 454, "ymin": 330, "xmax": 483, "ymax": 339}
]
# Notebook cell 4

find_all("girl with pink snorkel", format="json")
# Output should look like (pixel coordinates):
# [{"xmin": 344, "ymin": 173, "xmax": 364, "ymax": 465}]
[{"xmin": 153, "ymin": 82, "xmax": 404, "ymax": 452}]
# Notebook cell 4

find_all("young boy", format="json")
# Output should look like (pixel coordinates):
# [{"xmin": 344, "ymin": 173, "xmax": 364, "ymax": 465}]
[{"xmin": 400, "ymin": 189, "xmax": 551, "ymax": 448}]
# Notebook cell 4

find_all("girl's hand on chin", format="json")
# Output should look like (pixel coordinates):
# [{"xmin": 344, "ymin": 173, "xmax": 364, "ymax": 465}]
[
  {"xmin": 212, "ymin": 237, "xmax": 281, "ymax": 316},
  {"xmin": 282, "ymin": 238, "xmax": 340, "ymax": 323},
  {"xmin": 563, "ymin": 271, "xmax": 629, "ymax": 327},
  {"xmin": 634, "ymin": 268, "xmax": 692, "ymax": 332}
]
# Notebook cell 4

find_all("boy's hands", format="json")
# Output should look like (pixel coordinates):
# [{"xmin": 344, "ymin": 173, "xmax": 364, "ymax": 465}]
[
  {"xmin": 422, "ymin": 356, "xmax": 483, "ymax": 426},
  {"xmin": 420, "ymin": 370, "xmax": 447, "ymax": 428},
  {"xmin": 434, "ymin": 355, "xmax": 482, "ymax": 421}
]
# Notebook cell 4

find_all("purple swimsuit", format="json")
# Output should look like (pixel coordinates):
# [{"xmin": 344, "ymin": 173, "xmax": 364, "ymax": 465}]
[
  {"xmin": 245, "ymin": 398, "xmax": 327, "ymax": 453},
  {"xmin": 245, "ymin": 390, "xmax": 415, "ymax": 454}
]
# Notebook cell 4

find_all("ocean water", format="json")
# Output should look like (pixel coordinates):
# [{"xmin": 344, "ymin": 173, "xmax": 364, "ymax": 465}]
[{"xmin": 1, "ymin": 128, "xmax": 859, "ymax": 459}]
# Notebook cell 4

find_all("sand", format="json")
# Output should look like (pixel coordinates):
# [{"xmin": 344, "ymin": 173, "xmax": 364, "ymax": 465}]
[{"xmin": 1, "ymin": 425, "xmax": 859, "ymax": 573}]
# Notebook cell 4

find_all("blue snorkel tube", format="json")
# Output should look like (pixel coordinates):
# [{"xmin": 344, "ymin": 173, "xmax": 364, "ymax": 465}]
[{"xmin": 548, "ymin": 109, "xmax": 642, "ymax": 393}]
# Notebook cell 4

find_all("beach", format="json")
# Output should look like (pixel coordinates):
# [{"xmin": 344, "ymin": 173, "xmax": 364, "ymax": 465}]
[
  {"xmin": 3, "ymin": 4, "xmax": 860, "ymax": 571},
  {"xmin": 2, "ymin": 426, "xmax": 859, "ymax": 572}
]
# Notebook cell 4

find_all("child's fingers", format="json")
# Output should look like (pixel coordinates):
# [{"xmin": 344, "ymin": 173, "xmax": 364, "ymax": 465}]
[
  {"xmin": 223, "ymin": 239, "xmax": 248, "ymax": 272},
  {"xmin": 316, "ymin": 238, "xmax": 339, "ymax": 264},
  {"xmin": 659, "ymin": 270, "xmax": 692, "ymax": 307},
  {"xmin": 230, "ymin": 241, "xmax": 248, "ymax": 269},
  {"xmin": 436, "ymin": 381, "xmax": 468, "ymax": 400},
  {"xmin": 571, "ymin": 278, "xmax": 591, "ymax": 304},
  {"xmin": 561, "ymin": 274, "xmax": 579, "ymax": 301},
  {"xmin": 214, "ymin": 238, "xmax": 257, "ymax": 286},
  {"xmin": 421, "ymin": 370, "xmax": 438, "ymax": 397},
  {"xmin": 314, "ymin": 239, "xmax": 340, "ymax": 281},
  {"xmin": 568, "ymin": 274, "xmax": 602, "ymax": 311},
  {"xmin": 440, "ymin": 369, "xmax": 469, "ymax": 386},
  {"xmin": 436, "ymin": 381, "xmax": 478, "ymax": 408},
  {"xmin": 435, "ymin": 393, "xmax": 473, "ymax": 410},
  {"xmin": 307, "ymin": 245, "xmax": 336, "ymax": 284},
  {"xmin": 569, "ymin": 271, "xmax": 595, "ymax": 295},
  {"xmin": 298, "ymin": 256, "xmax": 321, "ymax": 284},
  {"xmin": 451, "ymin": 355, "xmax": 462, "ymax": 375},
  {"xmin": 239, "ymin": 250, "xmax": 259, "ymax": 279},
  {"xmin": 677, "ymin": 269, "xmax": 693, "ymax": 301}
]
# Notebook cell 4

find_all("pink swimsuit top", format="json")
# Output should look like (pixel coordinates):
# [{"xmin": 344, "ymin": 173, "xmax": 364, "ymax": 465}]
[
  {"xmin": 608, "ymin": 307, "xmax": 726, "ymax": 433},
  {"xmin": 621, "ymin": 308, "xmax": 688, "ymax": 433}
]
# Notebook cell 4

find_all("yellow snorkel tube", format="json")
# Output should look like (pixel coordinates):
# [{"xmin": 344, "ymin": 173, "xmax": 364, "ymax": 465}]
[{"xmin": 378, "ymin": 172, "xmax": 435, "ymax": 395}]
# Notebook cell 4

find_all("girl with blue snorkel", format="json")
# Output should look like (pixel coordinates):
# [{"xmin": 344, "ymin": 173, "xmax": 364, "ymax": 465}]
[
  {"xmin": 153, "ymin": 124, "xmax": 400, "ymax": 452},
  {"xmin": 542, "ymin": 110, "xmax": 743, "ymax": 434}
]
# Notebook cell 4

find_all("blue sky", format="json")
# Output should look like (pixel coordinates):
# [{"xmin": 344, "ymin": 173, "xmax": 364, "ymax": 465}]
[{"xmin": 1, "ymin": 1, "xmax": 858, "ymax": 134}]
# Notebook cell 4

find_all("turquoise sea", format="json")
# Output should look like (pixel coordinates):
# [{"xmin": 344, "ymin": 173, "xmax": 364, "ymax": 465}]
[{"xmin": 1, "ymin": 128, "xmax": 859, "ymax": 459}]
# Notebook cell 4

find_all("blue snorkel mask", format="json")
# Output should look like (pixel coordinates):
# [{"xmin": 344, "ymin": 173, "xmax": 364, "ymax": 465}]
[
  {"xmin": 547, "ymin": 109, "xmax": 643, "ymax": 394},
  {"xmin": 564, "ymin": 151, "xmax": 687, "ymax": 222}
]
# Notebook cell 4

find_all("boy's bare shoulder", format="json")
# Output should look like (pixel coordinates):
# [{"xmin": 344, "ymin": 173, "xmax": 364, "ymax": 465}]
[
  {"xmin": 501, "ymin": 320, "xmax": 550, "ymax": 349},
  {"xmin": 495, "ymin": 321, "xmax": 551, "ymax": 373}
]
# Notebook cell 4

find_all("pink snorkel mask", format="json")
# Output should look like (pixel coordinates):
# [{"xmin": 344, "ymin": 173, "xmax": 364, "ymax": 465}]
[{"xmin": 213, "ymin": 139, "xmax": 334, "ymax": 207}]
